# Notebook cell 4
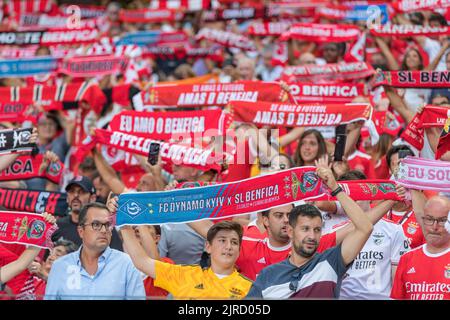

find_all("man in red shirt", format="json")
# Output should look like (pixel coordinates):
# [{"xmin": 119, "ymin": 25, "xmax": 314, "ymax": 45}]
[{"xmin": 391, "ymin": 195, "xmax": 450, "ymax": 300}]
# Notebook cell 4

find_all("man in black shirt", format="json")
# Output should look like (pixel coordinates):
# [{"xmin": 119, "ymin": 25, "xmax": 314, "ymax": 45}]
[{"xmin": 52, "ymin": 176, "xmax": 123, "ymax": 251}]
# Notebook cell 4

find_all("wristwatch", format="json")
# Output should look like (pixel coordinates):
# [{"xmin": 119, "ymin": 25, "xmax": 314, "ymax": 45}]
[{"xmin": 331, "ymin": 186, "xmax": 344, "ymax": 197}]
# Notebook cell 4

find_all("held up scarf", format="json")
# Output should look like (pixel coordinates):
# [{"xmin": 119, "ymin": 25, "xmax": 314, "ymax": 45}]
[
  {"xmin": 281, "ymin": 62, "xmax": 375, "ymax": 83},
  {"xmin": 137, "ymin": 81, "xmax": 292, "ymax": 108},
  {"xmin": 370, "ymin": 24, "xmax": 450, "ymax": 37},
  {"xmin": 313, "ymin": 180, "xmax": 400, "ymax": 201},
  {"xmin": 436, "ymin": 116, "xmax": 450, "ymax": 160},
  {"xmin": 371, "ymin": 71, "xmax": 450, "ymax": 88},
  {"xmin": 280, "ymin": 23, "xmax": 361, "ymax": 42},
  {"xmin": 0, "ymin": 102, "xmax": 40, "ymax": 123},
  {"xmin": 396, "ymin": 156, "xmax": 450, "ymax": 192},
  {"xmin": 195, "ymin": 28, "xmax": 256, "ymax": 51},
  {"xmin": 203, "ymin": 6, "xmax": 266, "ymax": 21},
  {"xmin": 316, "ymin": 4, "xmax": 388, "ymax": 24},
  {"xmin": 289, "ymin": 83, "xmax": 364, "ymax": 103},
  {"xmin": 247, "ymin": 21, "xmax": 293, "ymax": 36},
  {"xmin": 0, "ymin": 57, "xmax": 58, "ymax": 78},
  {"xmin": 0, "ymin": 187, "xmax": 67, "ymax": 215},
  {"xmin": 0, "ymin": 28, "xmax": 99, "ymax": 46},
  {"xmin": 229, "ymin": 101, "xmax": 372, "ymax": 127},
  {"xmin": 0, "ymin": 154, "xmax": 63, "ymax": 184},
  {"xmin": 0, "ymin": 211, "xmax": 57, "ymax": 249},
  {"xmin": 119, "ymin": 8, "xmax": 184, "ymax": 23},
  {"xmin": 391, "ymin": 0, "xmax": 450, "ymax": 12},
  {"xmin": 109, "ymin": 109, "xmax": 232, "ymax": 141},
  {"xmin": 115, "ymin": 31, "xmax": 188, "ymax": 46},
  {"xmin": 58, "ymin": 54, "xmax": 128, "ymax": 78},
  {"xmin": 0, "ymin": 128, "xmax": 35, "ymax": 155}
]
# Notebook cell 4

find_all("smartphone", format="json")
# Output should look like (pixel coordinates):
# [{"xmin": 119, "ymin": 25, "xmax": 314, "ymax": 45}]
[
  {"xmin": 147, "ymin": 142, "xmax": 160, "ymax": 165},
  {"xmin": 334, "ymin": 125, "xmax": 347, "ymax": 162},
  {"xmin": 398, "ymin": 149, "xmax": 411, "ymax": 159}
]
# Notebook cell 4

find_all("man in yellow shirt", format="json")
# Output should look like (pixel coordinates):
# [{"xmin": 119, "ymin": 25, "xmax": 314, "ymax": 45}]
[{"xmin": 121, "ymin": 221, "xmax": 252, "ymax": 299}]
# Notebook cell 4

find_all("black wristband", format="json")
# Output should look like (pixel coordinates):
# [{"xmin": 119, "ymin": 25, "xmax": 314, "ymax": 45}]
[{"xmin": 331, "ymin": 186, "xmax": 343, "ymax": 197}]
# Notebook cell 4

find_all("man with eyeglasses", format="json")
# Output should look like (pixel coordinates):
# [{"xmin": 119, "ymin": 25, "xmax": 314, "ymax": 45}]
[
  {"xmin": 391, "ymin": 195, "xmax": 450, "ymax": 300},
  {"xmin": 44, "ymin": 202, "xmax": 145, "ymax": 300},
  {"xmin": 51, "ymin": 176, "xmax": 123, "ymax": 251}
]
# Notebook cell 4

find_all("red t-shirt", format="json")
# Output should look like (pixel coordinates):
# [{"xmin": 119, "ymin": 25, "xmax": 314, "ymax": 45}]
[
  {"xmin": 236, "ymin": 232, "xmax": 337, "ymax": 281},
  {"xmin": 143, "ymin": 257, "xmax": 174, "ymax": 298},
  {"xmin": 391, "ymin": 245, "xmax": 450, "ymax": 300},
  {"xmin": 373, "ymin": 157, "xmax": 390, "ymax": 180},
  {"xmin": 347, "ymin": 150, "xmax": 377, "ymax": 179},
  {"xmin": 243, "ymin": 223, "xmax": 267, "ymax": 241},
  {"xmin": 386, "ymin": 210, "xmax": 425, "ymax": 249}
]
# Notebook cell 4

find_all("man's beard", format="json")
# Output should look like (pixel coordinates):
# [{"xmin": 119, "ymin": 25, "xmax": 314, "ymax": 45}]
[
  {"xmin": 293, "ymin": 239, "xmax": 318, "ymax": 258},
  {"xmin": 96, "ymin": 196, "xmax": 107, "ymax": 204}
]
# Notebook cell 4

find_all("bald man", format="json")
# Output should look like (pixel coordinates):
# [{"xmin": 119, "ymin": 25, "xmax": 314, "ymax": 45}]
[
  {"xmin": 297, "ymin": 52, "xmax": 317, "ymax": 65},
  {"xmin": 391, "ymin": 196, "xmax": 450, "ymax": 300},
  {"xmin": 236, "ymin": 56, "xmax": 257, "ymax": 81}
]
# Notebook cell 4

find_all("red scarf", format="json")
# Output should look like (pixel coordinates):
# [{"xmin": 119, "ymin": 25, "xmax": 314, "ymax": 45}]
[
  {"xmin": 203, "ymin": 6, "xmax": 266, "ymax": 21},
  {"xmin": 0, "ymin": 28, "xmax": 99, "ymax": 46},
  {"xmin": 281, "ymin": 62, "xmax": 375, "ymax": 82},
  {"xmin": 437, "ymin": 116, "xmax": 450, "ymax": 159},
  {"xmin": 314, "ymin": 180, "xmax": 400, "ymax": 201},
  {"xmin": 281, "ymin": 23, "xmax": 360, "ymax": 42},
  {"xmin": 94, "ymin": 129, "xmax": 224, "ymax": 172},
  {"xmin": 247, "ymin": 21, "xmax": 293, "ymax": 36},
  {"xmin": 392, "ymin": 0, "xmax": 450, "ymax": 12},
  {"xmin": 59, "ymin": 54, "xmax": 128, "ymax": 78},
  {"xmin": 372, "ymin": 71, "xmax": 450, "ymax": 88},
  {"xmin": 143, "ymin": 46, "xmax": 224, "ymax": 63},
  {"xmin": 195, "ymin": 28, "xmax": 256, "ymax": 51},
  {"xmin": 229, "ymin": 101, "xmax": 372, "ymax": 127},
  {"xmin": 0, "ymin": 154, "xmax": 63, "ymax": 184},
  {"xmin": 370, "ymin": 24, "xmax": 450, "ymax": 37},
  {"xmin": 289, "ymin": 83, "xmax": 364, "ymax": 103},
  {"xmin": 119, "ymin": 8, "xmax": 184, "ymax": 23},
  {"xmin": 109, "ymin": 109, "xmax": 232, "ymax": 141},
  {"xmin": 0, "ymin": 211, "xmax": 57, "ymax": 249},
  {"xmin": 137, "ymin": 81, "xmax": 292, "ymax": 108}
]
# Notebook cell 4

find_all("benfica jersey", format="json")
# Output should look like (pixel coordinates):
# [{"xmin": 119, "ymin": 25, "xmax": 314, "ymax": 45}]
[
  {"xmin": 387, "ymin": 210, "xmax": 425, "ymax": 249},
  {"xmin": 347, "ymin": 150, "xmax": 377, "ymax": 179},
  {"xmin": 391, "ymin": 245, "xmax": 450, "ymax": 300},
  {"xmin": 236, "ymin": 232, "xmax": 336, "ymax": 281}
]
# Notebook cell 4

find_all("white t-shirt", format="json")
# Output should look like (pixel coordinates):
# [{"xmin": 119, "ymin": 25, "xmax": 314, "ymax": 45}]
[
  {"xmin": 339, "ymin": 219, "xmax": 410, "ymax": 300},
  {"xmin": 321, "ymin": 201, "xmax": 349, "ymax": 234},
  {"xmin": 423, "ymin": 37, "xmax": 448, "ymax": 71}
]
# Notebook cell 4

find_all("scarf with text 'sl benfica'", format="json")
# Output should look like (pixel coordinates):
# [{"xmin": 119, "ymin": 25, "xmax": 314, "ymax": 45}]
[
  {"xmin": 370, "ymin": 24, "xmax": 450, "ymax": 37},
  {"xmin": 109, "ymin": 109, "xmax": 232, "ymax": 141},
  {"xmin": 116, "ymin": 168, "xmax": 400, "ymax": 225},
  {"xmin": 119, "ymin": 8, "xmax": 184, "ymax": 22},
  {"xmin": 0, "ymin": 154, "xmax": 63, "ymax": 184},
  {"xmin": 401, "ymin": 105, "xmax": 449, "ymax": 150},
  {"xmin": 0, "ymin": 28, "xmax": 99, "ymax": 46},
  {"xmin": 247, "ymin": 21, "xmax": 293, "ymax": 36},
  {"xmin": 289, "ymin": 83, "xmax": 364, "ymax": 103},
  {"xmin": 58, "ymin": 54, "xmax": 128, "ymax": 78},
  {"xmin": 137, "ymin": 81, "xmax": 292, "ymax": 108},
  {"xmin": 0, "ymin": 82, "xmax": 107, "ymax": 114},
  {"xmin": 229, "ymin": 101, "xmax": 372, "ymax": 127},
  {"xmin": 94, "ymin": 129, "xmax": 224, "ymax": 173},
  {"xmin": 0, "ymin": 187, "xmax": 67, "ymax": 216},
  {"xmin": 391, "ymin": 0, "xmax": 450, "ymax": 12},
  {"xmin": 202, "ymin": 6, "xmax": 266, "ymax": 21},
  {"xmin": 437, "ymin": 115, "xmax": 450, "ymax": 159},
  {"xmin": 371, "ymin": 70, "xmax": 450, "ymax": 88},
  {"xmin": 0, "ymin": 128, "xmax": 35, "ymax": 155},
  {"xmin": 0, "ymin": 211, "xmax": 57, "ymax": 249},
  {"xmin": 396, "ymin": 156, "xmax": 450, "ymax": 192},
  {"xmin": 195, "ymin": 28, "xmax": 256, "ymax": 51},
  {"xmin": 281, "ymin": 61, "xmax": 375, "ymax": 83},
  {"xmin": 280, "ymin": 23, "xmax": 360, "ymax": 42}
]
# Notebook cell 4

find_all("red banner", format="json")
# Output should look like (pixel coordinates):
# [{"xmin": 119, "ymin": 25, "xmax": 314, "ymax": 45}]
[
  {"xmin": 248, "ymin": 21, "xmax": 293, "ymax": 36},
  {"xmin": 137, "ymin": 81, "xmax": 291, "ymax": 108},
  {"xmin": 0, "ymin": 211, "xmax": 57, "ymax": 249},
  {"xmin": 109, "ymin": 109, "xmax": 232, "ymax": 141},
  {"xmin": 372, "ymin": 71, "xmax": 450, "ymax": 88},
  {"xmin": 119, "ymin": 9, "xmax": 184, "ymax": 22},
  {"xmin": 195, "ymin": 28, "xmax": 256, "ymax": 51},
  {"xmin": 280, "ymin": 23, "xmax": 360, "ymax": 42},
  {"xmin": 392, "ymin": 0, "xmax": 450, "ymax": 12},
  {"xmin": 203, "ymin": 7, "xmax": 265, "ymax": 21},
  {"xmin": 281, "ymin": 62, "xmax": 375, "ymax": 82},
  {"xmin": 94, "ymin": 129, "xmax": 224, "ymax": 172},
  {"xmin": 59, "ymin": 54, "xmax": 128, "ymax": 78},
  {"xmin": 289, "ymin": 83, "xmax": 365, "ymax": 103},
  {"xmin": 370, "ymin": 24, "xmax": 450, "ymax": 37},
  {"xmin": 229, "ymin": 101, "xmax": 372, "ymax": 127}
]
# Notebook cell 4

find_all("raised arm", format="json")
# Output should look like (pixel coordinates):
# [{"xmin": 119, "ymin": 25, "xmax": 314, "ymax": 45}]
[
  {"xmin": 315, "ymin": 156, "xmax": 373, "ymax": 266},
  {"xmin": 121, "ymin": 226, "xmax": 156, "ymax": 279},
  {"xmin": 374, "ymin": 37, "xmax": 400, "ymax": 70},
  {"xmin": 383, "ymin": 86, "xmax": 415, "ymax": 123},
  {"xmin": 92, "ymin": 146, "xmax": 126, "ymax": 194}
]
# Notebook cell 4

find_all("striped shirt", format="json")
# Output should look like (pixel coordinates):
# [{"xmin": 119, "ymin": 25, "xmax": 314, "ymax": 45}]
[{"xmin": 246, "ymin": 244, "xmax": 349, "ymax": 299}]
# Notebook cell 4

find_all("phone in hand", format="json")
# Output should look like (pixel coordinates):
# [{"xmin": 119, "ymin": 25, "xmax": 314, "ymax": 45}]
[
  {"xmin": 334, "ymin": 125, "xmax": 347, "ymax": 162},
  {"xmin": 147, "ymin": 142, "xmax": 160, "ymax": 166}
]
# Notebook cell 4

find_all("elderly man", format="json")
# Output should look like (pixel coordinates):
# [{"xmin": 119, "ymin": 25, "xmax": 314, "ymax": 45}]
[{"xmin": 45, "ymin": 203, "xmax": 145, "ymax": 300}]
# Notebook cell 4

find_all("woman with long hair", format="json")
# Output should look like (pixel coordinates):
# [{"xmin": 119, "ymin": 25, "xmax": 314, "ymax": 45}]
[{"xmin": 294, "ymin": 129, "xmax": 327, "ymax": 167}]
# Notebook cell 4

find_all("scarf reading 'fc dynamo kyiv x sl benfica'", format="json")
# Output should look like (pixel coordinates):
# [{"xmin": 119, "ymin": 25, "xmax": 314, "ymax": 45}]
[{"xmin": 117, "ymin": 167, "xmax": 400, "ymax": 226}]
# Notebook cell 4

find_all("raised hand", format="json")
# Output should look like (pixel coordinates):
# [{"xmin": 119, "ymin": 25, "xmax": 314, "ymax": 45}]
[{"xmin": 315, "ymin": 155, "xmax": 338, "ymax": 191}]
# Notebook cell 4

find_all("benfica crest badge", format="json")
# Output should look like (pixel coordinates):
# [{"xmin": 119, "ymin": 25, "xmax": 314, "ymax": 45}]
[
  {"xmin": 27, "ymin": 219, "xmax": 45, "ymax": 239},
  {"xmin": 300, "ymin": 172, "xmax": 319, "ymax": 194},
  {"xmin": 407, "ymin": 221, "xmax": 419, "ymax": 235},
  {"xmin": 445, "ymin": 264, "xmax": 450, "ymax": 279}
]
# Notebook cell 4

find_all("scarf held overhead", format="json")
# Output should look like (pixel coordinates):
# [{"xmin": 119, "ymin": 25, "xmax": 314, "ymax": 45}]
[
  {"xmin": 372, "ymin": 71, "xmax": 450, "ymax": 88},
  {"xmin": 0, "ymin": 128, "xmax": 35, "ymax": 155},
  {"xmin": 0, "ymin": 57, "xmax": 58, "ymax": 78},
  {"xmin": 58, "ymin": 54, "xmax": 128, "ymax": 78},
  {"xmin": 0, "ymin": 211, "xmax": 57, "ymax": 249},
  {"xmin": 289, "ymin": 83, "xmax": 364, "ymax": 103},
  {"xmin": 280, "ymin": 23, "xmax": 361, "ymax": 42},
  {"xmin": 229, "ymin": 101, "xmax": 372, "ymax": 127}
]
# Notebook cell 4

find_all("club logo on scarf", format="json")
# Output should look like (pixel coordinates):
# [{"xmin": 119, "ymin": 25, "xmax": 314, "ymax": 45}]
[
  {"xmin": 17, "ymin": 217, "xmax": 29, "ymax": 240},
  {"xmin": 13, "ymin": 129, "xmax": 31, "ymax": 148},
  {"xmin": 445, "ymin": 264, "xmax": 450, "ymax": 279},
  {"xmin": 46, "ymin": 161, "xmax": 62, "ymax": 177},
  {"xmin": 373, "ymin": 232, "xmax": 385, "ymax": 245},
  {"xmin": 407, "ymin": 221, "xmax": 419, "ymax": 234},
  {"xmin": 120, "ymin": 200, "xmax": 146, "ymax": 219},
  {"xmin": 300, "ymin": 172, "xmax": 319, "ymax": 194},
  {"xmin": 291, "ymin": 172, "xmax": 300, "ymax": 199},
  {"xmin": 27, "ymin": 219, "xmax": 45, "ymax": 239},
  {"xmin": 377, "ymin": 183, "xmax": 396, "ymax": 194}
]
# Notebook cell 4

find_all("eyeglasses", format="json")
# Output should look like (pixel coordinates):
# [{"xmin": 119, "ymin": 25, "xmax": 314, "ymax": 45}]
[
  {"xmin": 82, "ymin": 221, "xmax": 114, "ymax": 232},
  {"xmin": 422, "ymin": 216, "xmax": 448, "ymax": 227}
]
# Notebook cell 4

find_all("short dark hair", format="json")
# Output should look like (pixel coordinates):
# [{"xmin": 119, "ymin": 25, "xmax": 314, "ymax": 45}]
[
  {"xmin": 206, "ymin": 221, "xmax": 243, "ymax": 246},
  {"xmin": 386, "ymin": 145, "xmax": 415, "ymax": 170},
  {"xmin": 53, "ymin": 239, "xmax": 78, "ymax": 254},
  {"xmin": 429, "ymin": 13, "xmax": 447, "ymax": 26},
  {"xmin": 261, "ymin": 204, "xmax": 294, "ymax": 218},
  {"xmin": 288, "ymin": 204, "xmax": 322, "ymax": 228},
  {"xmin": 78, "ymin": 202, "xmax": 109, "ymax": 226},
  {"xmin": 338, "ymin": 170, "xmax": 367, "ymax": 181}
]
